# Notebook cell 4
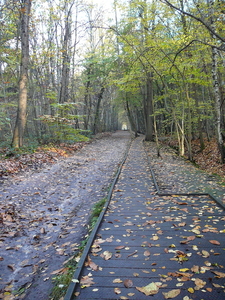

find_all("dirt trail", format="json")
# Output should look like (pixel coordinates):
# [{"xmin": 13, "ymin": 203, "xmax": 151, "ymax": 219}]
[{"xmin": 0, "ymin": 131, "xmax": 131, "ymax": 300}]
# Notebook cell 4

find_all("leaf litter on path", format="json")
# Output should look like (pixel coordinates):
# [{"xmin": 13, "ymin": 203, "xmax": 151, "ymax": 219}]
[
  {"xmin": 72, "ymin": 138, "xmax": 225, "ymax": 299},
  {"xmin": 0, "ymin": 131, "xmax": 131, "ymax": 299}
]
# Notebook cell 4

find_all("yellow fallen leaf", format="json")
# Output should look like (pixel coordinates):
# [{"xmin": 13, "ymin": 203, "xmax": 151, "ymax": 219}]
[
  {"xmin": 188, "ymin": 287, "xmax": 195, "ymax": 293},
  {"xmin": 136, "ymin": 282, "xmax": 159, "ymax": 296},
  {"xmin": 179, "ymin": 268, "xmax": 189, "ymax": 272},
  {"xmin": 113, "ymin": 278, "xmax": 123, "ymax": 283},
  {"xmin": 162, "ymin": 289, "xmax": 181, "ymax": 299}
]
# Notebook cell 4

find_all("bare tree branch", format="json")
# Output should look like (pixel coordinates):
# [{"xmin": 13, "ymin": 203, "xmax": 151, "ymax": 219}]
[{"xmin": 160, "ymin": 0, "xmax": 225, "ymax": 42}]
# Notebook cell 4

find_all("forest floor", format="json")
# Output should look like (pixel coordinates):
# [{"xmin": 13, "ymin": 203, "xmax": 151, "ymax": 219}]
[
  {"xmin": 0, "ymin": 132, "xmax": 225, "ymax": 300},
  {"xmin": 0, "ymin": 131, "xmax": 131, "ymax": 300}
]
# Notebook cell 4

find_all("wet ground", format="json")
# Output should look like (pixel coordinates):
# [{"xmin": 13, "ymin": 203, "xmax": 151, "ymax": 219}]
[{"xmin": 0, "ymin": 131, "xmax": 131, "ymax": 300}]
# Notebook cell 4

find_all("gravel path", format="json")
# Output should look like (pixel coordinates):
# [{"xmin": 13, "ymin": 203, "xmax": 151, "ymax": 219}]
[{"xmin": 0, "ymin": 131, "xmax": 131, "ymax": 300}]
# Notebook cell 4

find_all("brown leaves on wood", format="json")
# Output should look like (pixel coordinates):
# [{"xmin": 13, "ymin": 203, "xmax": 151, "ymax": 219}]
[
  {"xmin": 80, "ymin": 275, "xmax": 95, "ymax": 288},
  {"xmin": 123, "ymin": 279, "xmax": 133, "ymax": 288},
  {"xmin": 209, "ymin": 240, "xmax": 220, "ymax": 245}
]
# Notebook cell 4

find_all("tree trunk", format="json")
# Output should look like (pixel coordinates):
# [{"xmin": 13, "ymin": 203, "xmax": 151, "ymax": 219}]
[
  {"xmin": 12, "ymin": 0, "xmax": 31, "ymax": 148},
  {"xmin": 59, "ymin": 4, "xmax": 72, "ymax": 104},
  {"xmin": 93, "ymin": 86, "xmax": 105, "ymax": 135},
  {"xmin": 208, "ymin": 0, "xmax": 225, "ymax": 162},
  {"xmin": 144, "ymin": 72, "xmax": 154, "ymax": 141},
  {"xmin": 212, "ymin": 45, "xmax": 225, "ymax": 162},
  {"xmin": 126, "ymin": 98, "xmax": 138, "ymax": 137}
]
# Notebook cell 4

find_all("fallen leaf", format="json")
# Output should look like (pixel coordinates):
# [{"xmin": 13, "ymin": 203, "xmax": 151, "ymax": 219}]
[
  {"xmin": 80, "ymin": 275, "xmax": 95, "ymax": 288},
  {"xmin": 114, "ymin": 288, "xmax": 121, "ymax": 294},
  {"xmin": 51, "ymin": 267, "xmax": 68, "ymax": 275},
  {"xmin": 178, "ymin": 222, "xmax": 186, "ymax": 227},
  {"xmin": 187, "ymin": 236, "xmax": 195, "ymax": 241},
  {"xmin": 40, "ymin": 227, "xmax": 45, "ymax": 234},
  {"xmin": 188, "ymin": 287, "xmax": 195, "ymax": 293},
  {"xmin": 7, "ymin": 265, "xmax": 15, "ymax": 271},
  {"xmin": 113, "ymin": 278, "xmax": 123, "ymax": 283},
  {"xmin": 85, "ymin": 256, "xmax": 99, "ymax": 271},
  {"xmin": 179, "ymin": 268, "xmax": 189, "ymax": 272},
  {"xmin": 191, "ymin": 265, "xmax": 199, "ymax": 273},
  {"xmin": 194, "ymin": 278, "xmax": 206, "ymax": 290},
  {"xmin": 136, "ymin": 282, "xmax": 160, "ymax": 296},
  {"xmin": 101, "ymin": 251, "xmax": 112, "ymax": 260},
  {"xmin": 211, "ymin": 271, "xmax": 225, "ymax": 278},
  {"xmin": 202, "ymin": 250, "xmax": 210, "ymax": 258},
  {"xmin": 209, "ymin": 240, "xmax": 220, "ymax": 245},
  {"xmin": 162, "ymin": 289, "xmax": 181, "ymax": 299},
  {"xmin": 115, "ymin": 246, "xmax": 125, "ymax": 250},
  {"xmin": 127, "ymin": 250, "xmax": 138, "ymax": 257},
  {"xmin": 124, "ymin": 279, "xmax": 133, "ymax": 288},
  {"xmin": 89, "ymin": 261, "xmax": 99, "ymax": 271},
  {"xmin": 144, "ymin": 250, "xmax": 151, "ymax": 257}
]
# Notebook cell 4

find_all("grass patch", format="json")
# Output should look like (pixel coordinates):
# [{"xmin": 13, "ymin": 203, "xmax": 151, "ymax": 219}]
[
  {"xmin": 89, "ymin": 197, "xmax": 106, "ymax": 231},
  {"xmin": 50, "ymin": 197, "xmax": 107, "ymax": 300}
]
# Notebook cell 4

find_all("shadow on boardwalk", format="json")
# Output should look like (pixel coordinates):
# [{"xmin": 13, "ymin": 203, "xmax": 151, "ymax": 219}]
[{"xmin": 66, "ymin": 136, "xmax": 225, "ymax": 300}]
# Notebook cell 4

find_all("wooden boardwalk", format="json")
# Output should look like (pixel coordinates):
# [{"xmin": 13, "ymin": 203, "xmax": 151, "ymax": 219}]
[{"xmin": 66, "ymin": 137, "xmax": 225, "ymax": 300}]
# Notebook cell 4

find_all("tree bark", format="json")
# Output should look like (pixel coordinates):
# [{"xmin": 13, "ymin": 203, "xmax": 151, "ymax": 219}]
[
  {"xmin": 212, "ymin": 45, "xmax": 225, "ymax": 162},
  {"xmin": 144, "ymin": 72, "xmax": 154, "ymax": 141},
  {"xmin": 12, "ymin": 0, "xmax": 31, "ymax": 148},
  {"xmin": 93, "ymin": 86, "xmax": 105, "ymax": 135},
  {"xmin": 126, "ymin": 98, "xmax": 138, "ymax": 137}
]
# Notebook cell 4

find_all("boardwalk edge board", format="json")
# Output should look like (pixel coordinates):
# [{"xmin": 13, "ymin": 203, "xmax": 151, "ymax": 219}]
[
  {"xmin": 144, "ymin": 141, "xmax": 225, "ymax": 211},
  {"xmin": 64, "ymin": 138, "xmax": 132, "ymax": 300}
]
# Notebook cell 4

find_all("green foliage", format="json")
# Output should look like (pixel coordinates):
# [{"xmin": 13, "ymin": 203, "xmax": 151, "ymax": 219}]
[
  {"xmin": 89, "ymin": 197, "xmax": 106, "ymax": 231},
  {"xmin": 38, "ymin": 112, "xmax": 91, "ymax": 144},
  {"xmin": 2, "ymin": 142, "xmax": 39, "ymax": 159}
]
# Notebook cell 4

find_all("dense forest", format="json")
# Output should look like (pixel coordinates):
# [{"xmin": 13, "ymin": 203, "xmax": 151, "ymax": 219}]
[{"xmin": 0, "ymin": 0, "xmax": 225, "ymax": 163}]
